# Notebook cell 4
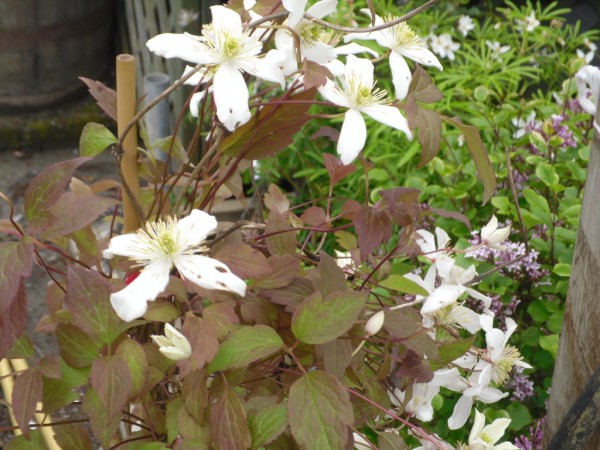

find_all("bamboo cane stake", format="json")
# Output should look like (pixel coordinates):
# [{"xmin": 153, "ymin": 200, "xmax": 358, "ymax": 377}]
[
  {"xmin": 117, "ymin": 54, "xmax": 142, "ymax": 233},
  {"xmin": 9, "ymin": 359, "xmax": 60, "ymax": 450},
  {"xmin": 0, "ymin": 359, "xmax": 20, "ymax": 436}
]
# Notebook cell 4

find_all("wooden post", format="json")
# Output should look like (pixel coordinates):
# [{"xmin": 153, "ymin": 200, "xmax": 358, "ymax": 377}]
[
  {"xmin": 544, "ymin": 83, "xmax": 600, "ymax": 448},
  {"xmin": 116, "ymin": 54, "xmax": 142, "ymax": 233}
]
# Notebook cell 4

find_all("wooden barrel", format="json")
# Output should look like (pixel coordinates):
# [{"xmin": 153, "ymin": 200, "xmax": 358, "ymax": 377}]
[{"xmin": 0, "ymin": 0, "xmax": 114, "ymax": 110}]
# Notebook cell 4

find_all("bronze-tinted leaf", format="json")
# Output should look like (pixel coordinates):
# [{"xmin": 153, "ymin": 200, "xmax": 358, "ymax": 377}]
[
  {"xmin": 12, "ymin": 367, "xmax": 42, "ymax": 438},
  {"xmin": 79, "ymin": 77, "xmax": 117, "ymax": 120},
  {"xmin": 215, "ymin": 244, "xmax": 272, "ymax": 279},
  {"xmin": 355, "ymin": 205, "xmax": 393, "ymax": 260},
  {"xmin": 53, "ymin": 424, "xmax": 93, "ymax": 450},
  {"xmin": 393, "ymin": 349, "xmax": 433, "ymax": 383},
  {"xmin": 203, "ymin": 302, "xmax": 239, "ymax": 339},
  {"xmin": 323, "ymin": 153, "xmax": 355, "ymax": 185},
  {"xmin": 265, "ymin": 210, "xmax": 297, "ymax": 256},
  {"xmin": 0, "ymin": 241, "xmax": 33, "ymax": 314},
  {"xmin": 56, "ymin": 323, "xmax": 101, "ymax": 368},
  {"xmin": 288, "ymin": 370, "xmax": 353, "ymax": 450},
  {"xmin": 82, "ymin": 387, "xmax": 121, "ymax": 448},
  {"xmin": 302, "ymin": 60, "xmax": 333, "ymax": 89},
  {"xmin": 210, "ymin": 385, "xmax": 252, "ymax": 450},
  {"xmin": 90, "ymin": 355, "xmax": 132, "ymax": 421},
  {"xmin": 255, "ymin": 255, "xmax": 300, "ymax": 290},
  {"xmin": 262, "ymin": 276, "xmax": 314, "ymax": 313},
  {"xmin": 183, "ymin": 315, "xmax": 220, "ymax": 370},
  {"xmin": 221, "ymin": 89, "xmax": 316, "ymax": 160},
  {"xmin": 116, "ymin": 337, "xmax": 148, "ymax": 398},
  {"xmin": 314, "ymin": 252, "xmax": 348, "ymax": 297},
  {"xmin": 408, "ymin": 65, "xmax": 443, "ymax": 104}
]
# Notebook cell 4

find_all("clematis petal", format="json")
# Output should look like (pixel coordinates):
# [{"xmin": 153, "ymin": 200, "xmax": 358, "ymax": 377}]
[
  {"xmin": 345, "ymin": 55, "xmax": 374, "ymax": 89},
  {"xmin": 302, "ymin": 41, "xmax": 337, "ymax": 64},
  {"xmin": 176, "ymin": 209, "xmax": 218, "ymax": 249},
  {"xmin": 450, "ymin": 306, "xmax": 482, "ymax": 334},
  {"xmin": 210, "ymin": 5, "xmax": 243, "ymax": 36},
  {"xmin": 480, "ymin": 417, "xmax": 511, "ymax": 443},
  {"xmin": 401, "ymin": 45, "xmax": 443, "ymax": 71},
  {"xmin": 469, "ymin": 410, "xmax": 486, "ymax": 443},
  {"xmin": 477, "ymin": 386, "xmax": 508, "ymax": 403},
  {"xmin": 389, "ymin": 51, "xmax": 412, "ymax": 100},
  {"xmin": 182, "ymin": 65, "xmax": 212, "ymax": 86},
  {"xmin": 421, "ymin": 284, "xmax": 465, "ymax": 314},
  {"xmin": 415, "ymin": 229, "xmax": 435, "ymax": 254},
  {"xmin": 448, "ymin": 395, "xmax": 473, "ymax": 430},
  {"xmin": 174, "ymin": 254, "xmax": 246, "ymax": 296},
  {"xmin": 318, "ymin": 79, "xmax": 351, "ymax": 108},
  {"xmin": 147, "ymin": 33, "xmax": 211, "ymax": 64},
  {"xmin": 103, "ymin": 233, "xmax": 148, "ymax": 261},
  {"xmin": 189, "ymin": 91, "xmax": 207, "ymax": 118},
  {"xmin": 213, "ymin": 64, "xmax": 251, "ymax": 131},
  {"xmin": 575, "ymin": 65, "xmax": 600, "ymax": 116},
  {"xmin": 282, "ymin": 0, "xmax": 308, "ymax": 29},
  {"xmin": 465, "ymin": 287, "xmax": 491, "ymax": 308},
  {"xmin": 333, "ymin": 43, "xmax": 379, "ymax": 58},
  {"xmin": 151, "ymin": 335, "xmax": 171, "ymax": 348},
  {"xmin": 238, "ymin": 56, "xmax": 285, "ymax": 86},
  {"xmin": 361, "ymin": 105, "xmax": 412, "ymax": 139},
  {"xmin": 306, "ymin": 0, "xmax": 338, "ymax": 19},
  {"xmin": 337, "ymin": 109, "xmax": 367, "ymax": 164},
  {"xmin": 110, "ymin": 260, "xmax": 172, "ymax": 321}
]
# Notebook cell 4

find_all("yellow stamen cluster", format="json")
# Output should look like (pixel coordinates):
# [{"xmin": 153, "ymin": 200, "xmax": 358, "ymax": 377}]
[
  {"xmin": 495, "ymin": 345, "xmax": 525, "ymax": 384},
  {"xmin": 346, "ymin": 78, "xmax": 387, "ymax": 108},
  {"xmin": 136, "ymin": 218, "xmax": 182, "ymax": 258},
  {"xmin": 383, "ymin": 17, "xmax": 424, "ymax": 48}
]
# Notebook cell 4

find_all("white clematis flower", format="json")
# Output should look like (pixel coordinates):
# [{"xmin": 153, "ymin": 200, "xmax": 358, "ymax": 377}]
[
  {"xmin": 151, "ymin": 323, "xmax": 192, "ymax": 361},
  {"xmin": 146, "ymin": 5, "xmax": 284, "ymax": 131},
  {"xmin": 104, "ymin": 210, "xmax": 246, "ymax": 321},
  {"xmin": 318, "ymin": 55, "xmax": 412, "ymax": 164},
  {"xmin": 575, "ymin": 65, "xmax": 600, "ymax": 118},
  {"xmin": 414, "ymin": 228, "xmax": 454, "ymax": 278},
  {"xmin": 345, "ymin": 12, "xmax": 442, "ymax": 100},
  {"xmin": 465, "ymin": 410, "xmax": 519, "ymax": 450},
  {"xmin": 480, "ymin": 215, "xmax": 511, "ymax": 250}
]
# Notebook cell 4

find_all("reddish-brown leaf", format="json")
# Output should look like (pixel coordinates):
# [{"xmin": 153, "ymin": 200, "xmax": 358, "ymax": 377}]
[
  {"xmin": 53, "ymin": 423, "xmax": 93, "ymax": 450},
  {"xmin": 215, "ymin": 244, "xmax": 272, "ymax": 279},
  {"xmin": 355, "ymin": 205, "xmax": 393, "ymax": 260},
  {"xmin": 265, "ymin": 210, "xmax": 297, "ymax": 256},
  {"xmin": 393, "ymin": 349, "xmax": 434, "ymax": 383},
  {"xmin": 23, "ymin": 157, "xmax": 90, "ymax": 227},
  {"xmin": 203, "ymin": 302, "xmax": 239, "ymax": 339},
  {"xmin": 210, "ymin": 385, "xmax": 252, "ymax": 450},
  {"xmin": 0, "ymin": 280, "xmax": 27, "ymax": 360},
  {"xmin": 302, "ymin": 60, "xmax": 333, "ymax": 89},
  {"xmin": 414, "ymin": 105, "xmax": 443, "ymax": 168},
  {"xmin": 255, "ymin": 255, "xmax": 300, "ymax": 290},
  {"xmin": 90, "ymin": 356, "xmax": 132, "ymax": 421},
  {"xmin": 0, "ymin": 241, "xmax": 33, "ymax": 313},
  {"xmin": 66, "ymin": 265, "xmax": 125, "ymax": 345},
  {"xmin": 314, "ymin": 252, "xmax": 348, "ymax": 297},
  {"xmin": 316, "ymin": 338, "xmax": 353, "ymax": 378},
  {"xmin": 182, "ymin": 370, "xmax": 209, "ymax": 424},
  {"xmin": 288, "ymin": 371, "xmax": 353, "ymax": 449},
  {"xmin": 323, "ymin": 153, "xmax": 356, "ymax": 185},
  {"xmin": 12, "ymin": 367, "xmax": 42, "ymax": 438},
  {"xmin": 37, "ymin": 192, "xmax": 116, "ymax": 238},
  {"xmin": 262, "ymin": 276, "xmax": 314, "ymax": 312},
  {"xmin": 408, "ymin": 65, "xmax": 443, "ymax": 104},
  {"xmin": 183, "ymin": 315, "xmax": 220, "ymax": 370},
  {"xmin": 79, "ymin": 77, "xmax": 117, "ymax": 120},
  {"xmin": 82, "ymin": 387, "xmax": 121, "ymax": 448},
  {"xmin": 221, "ymin": 89, "xmax": 316, "ymax": 160},
  {"xmin": 300, "ymin": 206, "xmax": 330, "ymax": 229},
  {"xmin": 263, "ymin": 184, "xmax": 290, "ymax": 214},
  {"xmin": 379, "ymin": 187, "xmax": 421, "ymax": 226}
]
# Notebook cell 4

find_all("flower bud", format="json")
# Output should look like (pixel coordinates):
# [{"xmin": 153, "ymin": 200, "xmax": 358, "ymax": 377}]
[
  {"xmin": 365, "ymin": 311, "xmax": 385, "ymax": 336},
  {"xmin": 151, "ymin": 323, "xmax": 192, "ymax": 361}
]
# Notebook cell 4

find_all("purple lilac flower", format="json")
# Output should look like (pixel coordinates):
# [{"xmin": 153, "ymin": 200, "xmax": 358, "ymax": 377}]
[
  {"xmin": 508, "ymin": 366, "xmax": 535, "ymax": 401},
  {"xmin": 550, "ymin": 114, "xmax": 577, "ymax": 148},
  {"xmin": 468, "ymin": 228, "xmax": 548, "ymax": 282},
  {"xmin": 515, "ymin": 417, "xmax": 545, "ymax": 450}
]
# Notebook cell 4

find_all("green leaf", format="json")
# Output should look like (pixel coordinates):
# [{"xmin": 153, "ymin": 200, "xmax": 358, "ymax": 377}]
[
  {"xmin": 378, "ymin": 430, "xmax": 407, "ymax": 450},
  {"xmin": 79, "ymin": 122, "xmax": 118, "ymax": 157},
  {"xmin": 430, "ymin": 337, "xmax": 475, "ymax": 371},
  {"xmin": 474, "ymin": 85, "xmax": 490, "ymax": 102},
  {"xmin": 535, "ymin": 162, "xmax": 559, "ymax": 186},
  {"xmin": 6, "ymin": 333, "xmax": 35, "ymax": 359},
  {"xmin": 56, "ymin": 323, "xmax": 101, "ymax": 368},
  {"xmin": 166, "ymin": 397, "xmax": 184, "ymax": 444},
  {"xmin": 265, "ymin": 209, "xmax": 296, "ymax": 256},
  {"xmin": 523, "ymin": 188, "xmax": 552, "ymax": 227},
  {"xmin": 539, "ymin": 334, "xmax": 560, "ymax": 358},
  {"xmin": 547, "ymin": 311, "xmax": 564, "ymax": 334},
  {"xmin": 292, "ymin": 290, "xmax": 367, "ymax": 345},
  {"xmin": 23, "ymin": 157, "xmax": 90, "ymax": 226},
  {"xmin": 90, "ymin": 356, "xmax": 132, "ymax": 421},
  {"xmin": 249, "ymin": 402, "xmax": 289, "ymax": 448},
  {"xmin": 506, "ymin": 403, "xmax": 533, "ymax": 431},
  {"xmin": 210, "ymin": 385, "xmax": 252, "ymax": 450},
  {"xmin": 5, "ymin": 430, "xmax": 45, "ymax": 450},
  {"xmin": 53, "ymin": 424, "xmax": 93, "ymax": 450},
  {"xmin": 379, "ymin": 274, "xmax": 429, "ymax": 296},
  {"xmin": 65, "ymin": 265, "xmax": 125, "ymax": 345},
  {"xmin": 441, "ymin": 116, "xmax": 496, "ymax": 203},
  {"xmin": 143, "ymin": 299, "xmax": 180, "ymax": 322},
  {"xmin": 116, "ymin": 337, "xmax": 148, "ymax": 398},
  {"xmin": 553, "ymin": 263, "xmax": 571, "ymax": 277},
  {"xmin": 208, "ymin": 325, "xmax": 283, "ymax": 372},
  {"xmin": 527, "ymin": 300, "xmax": 551, "ymax": 323},
  {"xmin": 82, "ymin": 387, "xmax": 121, "ymax": 448},
  {"xmin": 12, "ymin": 368, "xmax": 42, "ymax": 438},
  {"xmin": 288, "ymin": 370, "xmax": 353, "ymax": 450}
]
